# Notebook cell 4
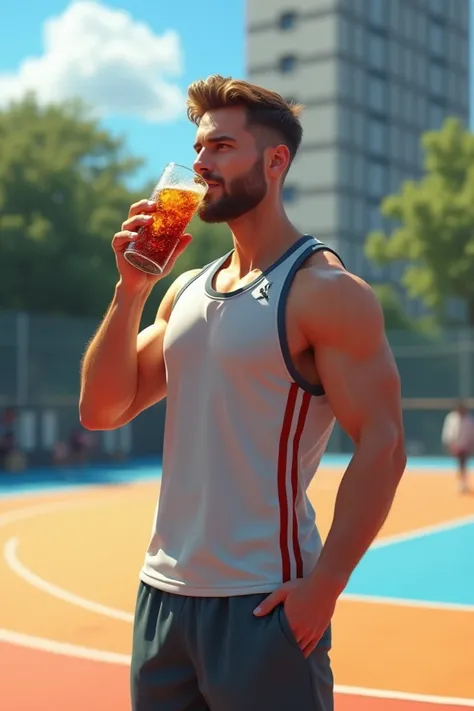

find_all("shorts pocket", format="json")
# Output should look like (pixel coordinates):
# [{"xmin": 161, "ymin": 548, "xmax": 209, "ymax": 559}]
[{"xmin": 276, "ymin": 604, "xmax": 304, "ymax": 654}]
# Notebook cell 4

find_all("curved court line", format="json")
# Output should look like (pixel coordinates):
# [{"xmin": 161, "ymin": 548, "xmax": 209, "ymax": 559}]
[
  {"xmin": 0, "ymin": 628, "xmax": 131, "ymax": 665},
  {"xmin": 1, "ymin": 629, "xmax": 474, "ymax": 707},
  {"xmin": 4, "ymin": 537, "xmax": 134, "ymax": 623},
  {"xmin": 0, "ymin": 499, "xmax": 99, "ymax": 528}
]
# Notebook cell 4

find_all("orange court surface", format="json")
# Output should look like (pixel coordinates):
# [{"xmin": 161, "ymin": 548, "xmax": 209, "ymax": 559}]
[{"xmin": 1, "ymin": 456, "xmax": 473, "ymax": 711}]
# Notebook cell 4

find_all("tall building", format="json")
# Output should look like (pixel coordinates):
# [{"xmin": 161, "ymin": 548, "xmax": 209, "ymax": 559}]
[{"xmin": 247, "ymin": 0, "xmax": 470, "ymax": 282}]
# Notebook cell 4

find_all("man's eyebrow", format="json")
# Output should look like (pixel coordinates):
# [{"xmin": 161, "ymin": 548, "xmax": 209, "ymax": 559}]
[{"xmin": 193, "ymin": 135, "xmax": 237, "ymax": 151}]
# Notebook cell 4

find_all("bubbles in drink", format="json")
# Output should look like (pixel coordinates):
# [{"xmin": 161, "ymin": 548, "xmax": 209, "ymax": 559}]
[{"xmin": 132, "ymin": 186, "xmax": 203, "ymax": 266}]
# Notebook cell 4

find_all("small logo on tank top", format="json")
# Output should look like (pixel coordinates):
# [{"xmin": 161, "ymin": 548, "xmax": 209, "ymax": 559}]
[{"xmin": 253, "ymin": 279, "xmax": 272, "ymax": 303}]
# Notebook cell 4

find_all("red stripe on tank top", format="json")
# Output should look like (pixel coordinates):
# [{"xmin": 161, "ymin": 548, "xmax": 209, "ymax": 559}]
[
  {"xmin": 277, "ymin": 383, "xmax": 299, "ymax": 583},
  {"xmin": 291, "ymin": 391, "xmax": 311, "ymax": 578}
]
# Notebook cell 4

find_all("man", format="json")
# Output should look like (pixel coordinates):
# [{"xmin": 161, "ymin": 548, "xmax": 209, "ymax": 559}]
[
  {"xmin": 441, "ymin": 400, "xmax": 474, "ymax": 493},
  {"xmin": 80, "ymin": 75, "xmax": 406, "ymax": 711}
]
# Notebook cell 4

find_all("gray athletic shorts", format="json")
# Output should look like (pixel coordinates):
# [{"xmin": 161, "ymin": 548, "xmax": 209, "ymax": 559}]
[{"xmin": 130, "ymin": 581, "xmax": 334, "ymax": 711}]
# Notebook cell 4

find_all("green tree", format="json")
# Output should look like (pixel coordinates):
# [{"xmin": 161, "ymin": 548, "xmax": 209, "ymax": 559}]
[
  {"xmin": 372, "ymin": 284, "xmax": 417, "ymax": 332},
  {"xmin": 0, "ymin": 94, "xmax": 144, "ymax": 316},
  {"xmin": 365, "ymin": 118, "xmax": 474, "ymax": 324},
  {"xmin": 0, "ymin": 94, "xmax": 233, "ymax": 320}
]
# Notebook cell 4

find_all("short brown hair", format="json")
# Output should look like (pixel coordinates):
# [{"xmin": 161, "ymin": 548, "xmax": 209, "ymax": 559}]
[{"xmin": 187, "ymin": 75, "xmax": 304, "ymax": 164}]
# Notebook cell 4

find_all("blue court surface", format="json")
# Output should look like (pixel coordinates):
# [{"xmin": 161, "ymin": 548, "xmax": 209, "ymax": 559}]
[{"xmin": 344, "ymin": 520, "xmax": 474, "ymax": 607}]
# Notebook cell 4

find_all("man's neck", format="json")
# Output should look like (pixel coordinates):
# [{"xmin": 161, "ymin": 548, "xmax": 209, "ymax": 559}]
[{"xmin": 226, "ymin": 202, "xmax": 303, "ymax": 277}]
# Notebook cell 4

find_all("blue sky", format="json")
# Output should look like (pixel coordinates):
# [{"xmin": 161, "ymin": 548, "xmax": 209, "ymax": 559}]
[
  {"xmin": 0, "ymin": 1, "xmax": 472, "ymax": 192},
  {"xmin": 0, "ymin": 0, "xmax": 245, "ymax": 189}
]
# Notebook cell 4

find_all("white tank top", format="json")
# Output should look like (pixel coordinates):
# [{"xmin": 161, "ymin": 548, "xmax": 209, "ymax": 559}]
[{"xmin": 140, "ymin": 235, "xmax": 343, "ymax": 596}]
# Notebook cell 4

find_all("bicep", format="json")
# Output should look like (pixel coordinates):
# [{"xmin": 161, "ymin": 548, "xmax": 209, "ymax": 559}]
[
  {"xmin": 308, "ymin": 277, "xmax": 403, "ymax": 446},
  {"xmin": 315, "ymin": 338, "xmax": 402, "ymax": 446}
]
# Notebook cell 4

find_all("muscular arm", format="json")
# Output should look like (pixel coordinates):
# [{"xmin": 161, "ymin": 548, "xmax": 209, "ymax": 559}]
[
  {"xmin": 300, "ymin": 265, "xmax": 406, "ymax": 593},
  {"xmin": 79, "ymin": 270, "xmax": 199, "ymax": 430}
]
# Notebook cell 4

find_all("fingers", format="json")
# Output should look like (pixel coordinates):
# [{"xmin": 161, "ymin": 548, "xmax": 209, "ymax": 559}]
[
  {"xmin": 121, "ymin": 213, "xmax": 154, "ymax": 232},
  {"xmin": 112, "ymin": 230, "xmax": 137, "ymax": 253},
  {"xmin": 302, "ymin": 639, "xmax": 318, "ymax": 658},
  {"xmin": 253, "ymin": 587, "xmax": 287, "ymax": 616},
  {"xmin": 128, "ymin": 199, "xmax": 156, "ymax": 219}
]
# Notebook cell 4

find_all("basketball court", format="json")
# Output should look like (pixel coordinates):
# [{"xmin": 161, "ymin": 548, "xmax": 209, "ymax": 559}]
[{"xmin": 1, "ymin": 456, "xmax": 473, "ymax": 710}]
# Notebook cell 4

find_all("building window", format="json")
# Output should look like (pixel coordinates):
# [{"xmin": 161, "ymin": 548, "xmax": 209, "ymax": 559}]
[
  {"xmin": 368, "ymin": 118, "xmax": 387, "ymax": 156},
  {"xmin": 339, "ymin": 17, "xmax": 352, "ymax": 53},
  {"xmin": 368, "ymin": 0, "xmax": 387, "ymax": 28},
  {"xmin": 352, "ymin": 112, "xmax": 366, "ymax": 148},
  {"xmin": 354, "ymin": 25, "xmax": 365, "ymax": 60},
  {"xmin": 429, "ymin": 21, "xmax": 444, "ymax": 58},
  {"xmin": 368, "ymin": 33, "xmax": 386, "ymax": 71},
  {"xmin": 404, "ymin": 88, "xmax": 415, "ymax": 124},
  {"xmin": 352, "ymin": 155, "xmax": 366, "ymax": 189},
  {"xmin": 417, "ymin": 13, "xmax": 427, "ymax": 47},
  {"xmin": 429, "ymin": 63, "xmax": 444, "ymax": 96},
  {"xmin": 390, "ymin": 168, "xmax": 402, "ymax": 193},
  {"xmin": 279, "ymin": 55, "xmax": 297, "ymax": 73},
  {"xmin": 403, "ymin": 48, "xmax": 414, "ymax": 83},
  {"xmin": 279, "ymin": 11, "xmax": 297, "ymax": 31},
  {"xmin": 416, "ymin": 54, "xmax": 426, "ymax": 87},
  {"xmin": 368, "ymin": 203, "xmax": 384, "ymax": 232},
  {"xmin": 460, "ymin": 36, "xmax": 469, "ymax": 70},
  {"xmin": 430, "ymin": 103, "xmax": 445, "ymax": 129},
  {"xmin": 389, "ymin": 83, "xmax": 401, "ymax": 119},
  {"xmin": 368, "ymin": 162, "xmax": 388, "ymax": 200},
  {"xmin": 353, "ymin": 67, "xmax": 365, "ymax": 104},
  {"xmin": 389, "ymin": 40, "xmax": 400, "ymax": 77},
  {"xmin": 416, "ymin": 95, "xmax": 427, "ymax": 128},
  {"xmin": 403, "ymin": 5, "xmax": 415, "ymax": 42},
  {"xmin": 282, "ymin": 185, "xmax": 298, "ymax": 202},
  {"xmin": 403, "ymin": 132, "xmax": 414, "ymax": 165},
  {"xmin": 390, "ymin": 125, "xmax": 401, "ymax": 161},
  {"xmin": 430, "ymin": 0, "xmax": 443, "ymax": 18},
  {"xmin": 353, "ymin": 199, "xmax": 366, "ymax": 233},
  {"xmin": 368, "ymin": 75, "xmax": 387, "ymax": 113},
  {"xmin": 448, "ymin": 32, "xmax": 458, "ymax": 65}
]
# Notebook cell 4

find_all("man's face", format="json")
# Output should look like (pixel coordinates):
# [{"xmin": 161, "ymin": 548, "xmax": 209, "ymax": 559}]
[{"xmin": 192, "ymin": 107, "xmax": 268, "ymax": 223}]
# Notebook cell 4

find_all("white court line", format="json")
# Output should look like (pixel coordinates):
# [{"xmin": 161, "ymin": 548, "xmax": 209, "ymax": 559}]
[
  {"xmin": 372, "ymin": 514, "xmax": 474, "ymax": 549},
  {"xmin": 1, "ymin": 629, "xmax": 473, "ymax": 707},
  {"xmin": 3, "ymin": 503, "xmax": 474, "ymax": 621},
  {"xmin": 4, "ymin": 537, "xmax": 134, "ymax": 623},
  {"xmin": 335, "ymin": 683, "xmax": 474, "ymax": 707},
  {"xmin": 0, "ymin": 628, "xmax": 130, "ymax": 665},
  {"xmin": 340, "ymin": 592, "xmax": 474, "ymax": 613},
  {"xmin": 10, "ymin": 523, "xmax": 471, "ymax": 620},
  {"xmin": 1, "ymin": 500, "xmax": 474, "ymax": 706},
  {"xmin": 0, "ymin": 499, "xmax": 99, "ymax": 528}
]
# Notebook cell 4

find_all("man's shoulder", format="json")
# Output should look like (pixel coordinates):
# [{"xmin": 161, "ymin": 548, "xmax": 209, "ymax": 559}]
[
  {"xmin": 291, "ymin": 250, "xmax": 377, "ymax": 313},
  {"xmin": 288, "ymin": 249, "xmax": 385, "ymax": 349}
]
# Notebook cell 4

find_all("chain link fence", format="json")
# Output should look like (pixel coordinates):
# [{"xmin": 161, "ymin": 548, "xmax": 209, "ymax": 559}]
[{"xmin": 1, "ymin": 310, "xmax": 473, "ymax": 462}]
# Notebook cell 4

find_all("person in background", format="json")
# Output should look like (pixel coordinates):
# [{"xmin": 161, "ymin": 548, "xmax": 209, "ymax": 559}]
[
  {"xmin": 441, "ymin": 400, "xmax": 474, "ymax": 494},
  {"xmin": 0, "ymin": 407, "xmax": 26, "ymax": 473}
]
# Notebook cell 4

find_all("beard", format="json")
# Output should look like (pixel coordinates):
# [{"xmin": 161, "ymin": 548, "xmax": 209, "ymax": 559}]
[{"xmin": 198, "ymin": 156, "xmax": 267, "ymax": 223}]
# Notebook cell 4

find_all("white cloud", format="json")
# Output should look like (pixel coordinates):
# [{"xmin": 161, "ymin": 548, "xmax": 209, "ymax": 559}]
[{"xmin": 0, "ymin": 1, "xmax": 185, "ymax": 122}]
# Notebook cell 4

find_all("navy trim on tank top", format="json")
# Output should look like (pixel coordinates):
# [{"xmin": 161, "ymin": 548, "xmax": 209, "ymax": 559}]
[
  {"xmin": 204, "ymin": 234, "xmax": 315, "ymax": 301},
  {"xmin": 277, "ymin": 241, "xmax": 346, "ymax": 397},
  {"xmin": 172, "ymin": 259, "xmax": 219, "ymax": 311}
]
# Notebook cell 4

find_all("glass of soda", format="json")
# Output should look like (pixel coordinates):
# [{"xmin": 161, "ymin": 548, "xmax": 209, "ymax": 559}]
[{"xmin": 124, "ymin": 162, "xmax": 208, "ymax": 275}]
